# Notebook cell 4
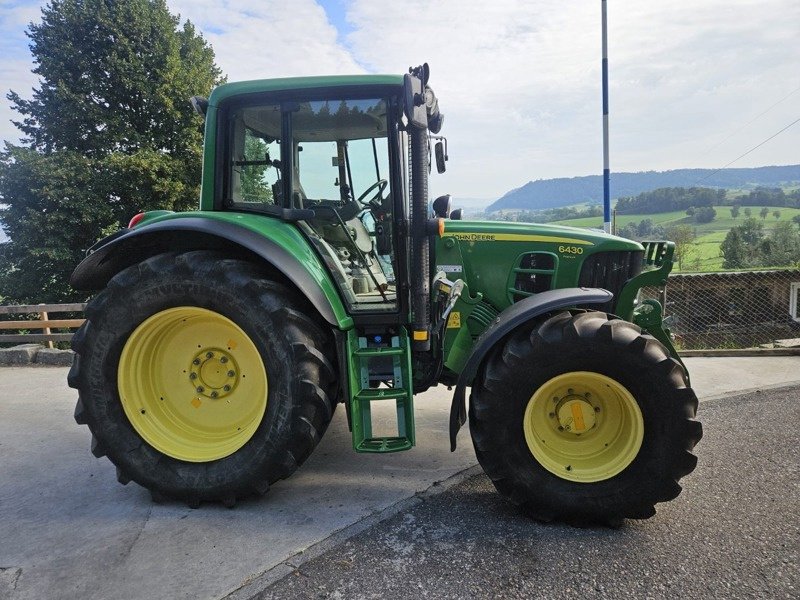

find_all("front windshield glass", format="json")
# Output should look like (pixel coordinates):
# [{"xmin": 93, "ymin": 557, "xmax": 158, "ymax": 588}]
[{"xmin": 292, "ymin": 99, "xmax": 390, "ymax": 203}]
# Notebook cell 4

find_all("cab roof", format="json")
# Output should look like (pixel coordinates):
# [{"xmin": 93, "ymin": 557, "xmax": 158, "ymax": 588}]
[{"xmin": 208, "ymin": 74, "xmax": 405, "ymax": 107}]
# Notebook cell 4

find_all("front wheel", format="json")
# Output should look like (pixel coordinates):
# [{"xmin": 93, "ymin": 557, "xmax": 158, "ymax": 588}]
[
  {"xmin": 469, "ymin": 311, "xmax": 702, "ymax": 525},
  {"xmin": 69, "ymin": 251, "xmax": 337, "ymax": 507}
]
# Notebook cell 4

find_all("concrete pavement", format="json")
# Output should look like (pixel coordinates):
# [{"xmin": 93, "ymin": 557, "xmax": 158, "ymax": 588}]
[{"xmin": 0, "ymin": 356, "xmax": 798, "ymax": 600}]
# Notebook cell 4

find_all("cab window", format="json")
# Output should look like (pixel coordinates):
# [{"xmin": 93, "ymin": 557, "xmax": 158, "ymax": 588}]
[
  {"xmin": 227, "ymin": 103, "xmax": 282, "ymax": 206},
  {"xmin": 224, "ymin": 96, "xmax": 399, "ymax": 313}
]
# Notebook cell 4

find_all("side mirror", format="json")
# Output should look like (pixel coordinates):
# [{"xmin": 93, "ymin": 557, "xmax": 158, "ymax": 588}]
[
  {"xmin": 432, "ymin": 194, "xmax": 452, "ymax": 218},
  {"xmin": 434, "ymin": 141, "xmax": 447, "ymax": 173},
  {"xmin": 450, "ymin": 208, "xmax": 463, "ymax": 220}
]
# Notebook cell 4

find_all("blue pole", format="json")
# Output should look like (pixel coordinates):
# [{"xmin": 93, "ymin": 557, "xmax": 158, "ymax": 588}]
[{"xmin": 602, "ymin": 0, "xmax": 611, "ymax": 233}]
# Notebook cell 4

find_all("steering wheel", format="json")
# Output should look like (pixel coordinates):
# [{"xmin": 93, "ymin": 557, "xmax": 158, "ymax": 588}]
[{"xmin": 356, "ymin": 179, "xmax": 388, "ymax": 207}]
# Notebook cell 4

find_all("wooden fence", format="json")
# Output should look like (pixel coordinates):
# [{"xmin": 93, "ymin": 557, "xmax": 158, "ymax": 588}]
[{"xmin": 0, "ymin": 303, "xmax": 86, "ymax": 347}]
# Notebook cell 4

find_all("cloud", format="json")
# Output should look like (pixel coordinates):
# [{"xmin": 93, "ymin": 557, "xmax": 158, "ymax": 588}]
[
  {"xmin": 341, "ymin": 0, "xmax": 800, "ymax": 198},
  {"xmin": 168, "ymin": 0, "xmax": 363, "ymax": 80},
  {"xmin": 1, "ymin": 0, "xmax": 797, "ymax": 200}
]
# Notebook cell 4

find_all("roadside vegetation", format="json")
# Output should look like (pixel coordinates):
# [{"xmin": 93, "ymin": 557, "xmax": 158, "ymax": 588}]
[{"xmin": 0, "ymin": 0, "xmax": 223, "ymax": 304}]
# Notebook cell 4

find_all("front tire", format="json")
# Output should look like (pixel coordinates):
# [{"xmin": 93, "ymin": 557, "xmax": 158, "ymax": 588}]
[
  {"xmin": 470, "ymin": 311, "xmax": 702, "ymax": 525},
  {"xmin": 68, "ymin": 251, "xmax": 337, "ymax": 506}
]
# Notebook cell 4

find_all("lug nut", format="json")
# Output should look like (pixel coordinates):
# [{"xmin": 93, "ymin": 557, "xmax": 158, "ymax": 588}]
[
  {"xmin": 206, "ymin": 351, "xmax": 214, "ymax": 359},
  {"xmin": 227, "ymin": 370, "xmax": 235, "ymax": 378},
  {"xmin": 223, "ymin": 385, "xmax": 231, "ymax": 392},
  {"xmin": 567, "ymin": 388, "xmax": 574, "ymax": 395},
  {"xmin": 210, "ymin": 391, "xmax": 218, "ymax": 399},
  {"xmin": 193, "ymin": 358, "xmax": 201, "ymax": 365},
  {"xmin": 595, "ymin": 406, "xmax": 601, "ymax": 412},
  {"xmin": 548, "ymin": 412, "xmax": 555, "ymax": 418},
  {"xmin": 220, "ymin": 356, "xmax": 228, "ymax": 364},
  {"xmin": 189, "ymin": 373, "xmax": 197, "ymax": 380},
  {"xmin": 196, "ymin": 386, "xmax": 204, "ymax": 393}
]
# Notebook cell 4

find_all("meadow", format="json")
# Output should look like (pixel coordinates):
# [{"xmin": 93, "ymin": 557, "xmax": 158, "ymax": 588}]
[{"xmin": 552, "ymin": 205, "xmax": 800, "ymax": 272}]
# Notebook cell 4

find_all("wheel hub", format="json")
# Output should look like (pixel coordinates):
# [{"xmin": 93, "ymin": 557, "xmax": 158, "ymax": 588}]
[
  {"xmin": 555, "ymin": 395, "xmax": 597, "ymax": 434},
  {"xmin": 189, "ymin": 348, "xmax": 239, "ymax": 399}
]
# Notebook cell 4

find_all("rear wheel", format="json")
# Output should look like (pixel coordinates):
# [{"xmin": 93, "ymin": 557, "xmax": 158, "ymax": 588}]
[
  {"xmin": 69, "ymin": 251, "xmax": 337, "ymax": 506},
  {"xmin": 470, "ymin": 311, "xmax": 702, "ymax": 525}
]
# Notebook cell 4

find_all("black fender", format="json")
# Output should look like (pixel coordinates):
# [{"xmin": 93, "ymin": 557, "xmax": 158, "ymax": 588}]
[
  {"xmin": 70, "ymin": 217, "xmax": 340, "ymax": 326},
  {"xmin": 448, "ymin": 287, "xmax": 613, "ymax": 451}
]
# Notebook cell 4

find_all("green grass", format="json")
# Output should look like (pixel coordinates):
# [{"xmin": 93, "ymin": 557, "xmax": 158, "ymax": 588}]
[
  {"xmin": 555, "ymin": 210, "xmax": 687, "ymax": 229},
  {"xmin": 552, "ymin": 205, "xmax": 800, "ymax": 272},
  {"xmin": 681, "ymin": 231, "xmax": 725, "ymax": 272},
  {"xmin": 554, "ymin": 205, "xmax": 800, "ymax": 232}
]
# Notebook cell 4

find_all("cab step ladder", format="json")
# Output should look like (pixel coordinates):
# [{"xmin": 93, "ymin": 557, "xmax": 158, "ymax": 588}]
[{"xmin": 346, "ymin": 328, "xmax": 415, "ymax": 453}]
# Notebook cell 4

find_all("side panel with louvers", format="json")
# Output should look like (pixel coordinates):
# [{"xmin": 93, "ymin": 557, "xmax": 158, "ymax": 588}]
[
  {"xmin": 508, "ymin": 252, "xmax": 558, "ymax": 303},
  {"xmin": 578, "ymin": 251, "xmax": 643, "ymax": 313}
]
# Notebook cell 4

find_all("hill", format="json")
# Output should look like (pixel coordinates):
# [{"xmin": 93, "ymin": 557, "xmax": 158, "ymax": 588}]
[{"xmin": 487, "ymin": 165, "xmax": 800, "ymax": 212}]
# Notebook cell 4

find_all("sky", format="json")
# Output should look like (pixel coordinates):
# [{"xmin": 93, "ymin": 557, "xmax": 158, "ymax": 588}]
[{"xmin": 0, "ymin": 0, "xmax": 798, "ymax": 202}]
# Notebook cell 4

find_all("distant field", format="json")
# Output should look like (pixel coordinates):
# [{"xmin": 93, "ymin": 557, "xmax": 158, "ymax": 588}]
[{"xmin": 553, "ymin": 205, "xmax": 800, "ymax": 272}]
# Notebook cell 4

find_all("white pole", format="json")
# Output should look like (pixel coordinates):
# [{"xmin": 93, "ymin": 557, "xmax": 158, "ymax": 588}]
[{"xmin": 602, "ymin": 0, "xmax": 611, "ymax": 233}]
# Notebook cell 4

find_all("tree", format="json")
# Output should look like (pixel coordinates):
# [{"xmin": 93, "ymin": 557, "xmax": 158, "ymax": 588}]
[
  {"xmin": 665, "ymin": 224, "xmax": 695, "ymax": 270},
  {"xmin": 0, "ymin": 0, "xmax": 223, "ymax": 303},
  {"xmin": 773, "ymin": 210, "xmax": 781, "ymax": 220},
  {"xmin": 760, "ymin": 206, "xmax": 769, "ymax": 220},
  {"xmin": 721, "ymin": 228, "xmax": 747, "ymax": 269},
  {"xmin": 720, "ymin": 218, "xmax": 767, "ymax": 269},
  {"xmin": 744, "ymin": 207, "xmax": 752, "ymax": 218},
  {"xmin": 694, "ymin": 206, "xmax": 716, "ymax": 224},
  {"xmin": 759, "ymin": 221, "xmax": 800, "ymax": 267},
  {"xmin": 730, "ymin": 204, "xmax": 740, "ymax": 220},
  {"xmin": 636, "ymin": 218, "xmax": 654, "ymax": 238},
  {"xmin": 0, "ymin": 148, "xmax": 111, "ymax": 301},
  {"xmin": 737, "ymin": 218, "xmax": 765, "ymax": 246}
]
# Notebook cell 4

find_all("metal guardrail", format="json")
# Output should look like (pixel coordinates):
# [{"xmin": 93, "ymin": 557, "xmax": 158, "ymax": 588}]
[{"xmin": 0, "ymin": 303, "xmax": 86, "ymax": 346}]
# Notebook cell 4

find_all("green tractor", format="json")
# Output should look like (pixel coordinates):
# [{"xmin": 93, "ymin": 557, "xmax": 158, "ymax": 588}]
[{"xmin": 69, "ymin": 65, "xmax": 701, "ymax": 524}]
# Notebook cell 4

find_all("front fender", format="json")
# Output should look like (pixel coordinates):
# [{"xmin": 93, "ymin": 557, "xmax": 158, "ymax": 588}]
[
  {"xmin": 448, "ymin": 287, "xmax": 613, "ymax": 451},
  {"xmin": 70, "ymin": 214, "xmax": 353, "ymax": 329}
]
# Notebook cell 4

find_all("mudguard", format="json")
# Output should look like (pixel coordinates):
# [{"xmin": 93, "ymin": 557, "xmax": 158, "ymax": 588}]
[
  {"xmin": 448, "ymin": 287, "xmax": 613, "ymax": 451},
  {"xmin": 70, "ymin": 215, "xmax": 352, "ymax": 329}
]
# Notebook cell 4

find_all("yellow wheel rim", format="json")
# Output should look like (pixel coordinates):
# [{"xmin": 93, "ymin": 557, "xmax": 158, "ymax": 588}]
[
  {"xmin": 523, "ymin": 371, "xmax": 643, "ymax": 483},
  {"xmin": 118, "ymin": 307, "xmax": 268, "ymax": 462}
]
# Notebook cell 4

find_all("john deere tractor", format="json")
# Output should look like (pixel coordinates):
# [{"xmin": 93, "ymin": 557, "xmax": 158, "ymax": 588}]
[{"xmin": 69, "ymin": 65, "xmax": 701, "ymax": 524}]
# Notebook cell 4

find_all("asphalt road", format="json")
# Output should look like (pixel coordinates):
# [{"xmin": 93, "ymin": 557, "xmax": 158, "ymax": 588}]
[{"xmin": 250, "ymin": 387, "xmax": 800, "ymax": 600}]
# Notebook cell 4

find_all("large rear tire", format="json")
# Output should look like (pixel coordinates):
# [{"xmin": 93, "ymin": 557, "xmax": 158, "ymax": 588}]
[
  {"xmin": 469, "ymin": 311, "xmax": 702, "ymax": 525},
  {"xmin": 68, "ymin": 251, "xmax": 337, "ymax": 507}
]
